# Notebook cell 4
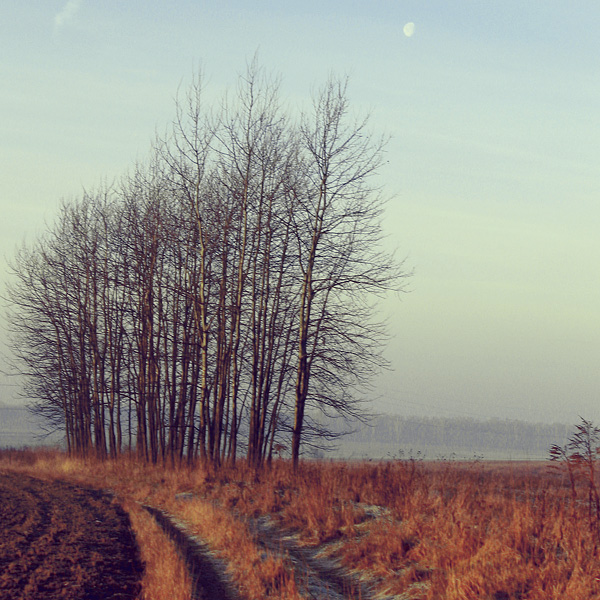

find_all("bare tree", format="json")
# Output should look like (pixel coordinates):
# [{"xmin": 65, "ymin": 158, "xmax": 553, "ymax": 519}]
[
  {"xmin": 6, "ymin": 64, "xmax": 407, "ymax": 470},
  {"xmin": 290, "ymin": 76, "xmax": 406, "ymax": 469}
]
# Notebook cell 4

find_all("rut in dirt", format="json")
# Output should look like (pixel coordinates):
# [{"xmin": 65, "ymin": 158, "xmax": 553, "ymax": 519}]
[
  {"xmin": 0, "ymin": 472, "xmax": 143, "ymax": 600},
  {"xmin": 143, "ymin": 504, "xmax": 239, "ymax": 600},
  {"xmin": 153, "ymin": 493, "xmax": 386, "ymax": 600},
  {"xmin": 144, "ymin": 501, "xmax": 372, "ymax": 600},
  {"xmin": 246, "ymin": 514, "xmax": 378, "ymax": 600}
]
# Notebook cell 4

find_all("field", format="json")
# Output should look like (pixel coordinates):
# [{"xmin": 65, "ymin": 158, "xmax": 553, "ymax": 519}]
[
  {"xmin": 1, "ymin": 450, "xmax": 599, "ymax": 599},
  {"xmin": 0, "ymin": 471, "xmax": 143, "ymax": 599}
]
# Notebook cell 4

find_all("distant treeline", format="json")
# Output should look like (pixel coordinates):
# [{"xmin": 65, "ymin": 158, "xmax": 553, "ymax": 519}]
[
  {"xmin": 326, "ymin": 415, "xmax": 572, "ymax": 460},
  {"xmin": 0, "ymin": 403, "xmax": 572, "ymax": 460}
]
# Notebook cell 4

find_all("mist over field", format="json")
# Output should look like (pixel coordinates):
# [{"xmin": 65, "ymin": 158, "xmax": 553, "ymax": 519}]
[
  {"xmin": 0, "ymin": 404, "xmax": 61, "ymax": 448},
  {"xmin": 323, "ymin": 414, "xmax": 571, "ymax": 461},
  {"xmin": 0, "ymin": 403, "xmax": 569, "ymax": 460}
]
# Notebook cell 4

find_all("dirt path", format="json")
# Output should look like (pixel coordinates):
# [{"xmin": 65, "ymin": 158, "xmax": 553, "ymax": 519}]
[
  {"xmin": 246, "ymin": 514, "xmax": 377, "ymax": 600},
  {"xmin": 159, "ymin": 493, "xmax": 392, "ymax": 600},
  {"xmin": 0, "ymin": 472, "xmax": 143, "ymax": 600}
]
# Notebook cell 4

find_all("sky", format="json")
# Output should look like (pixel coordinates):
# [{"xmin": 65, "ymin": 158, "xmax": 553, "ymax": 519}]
[{"xmin": 1, "ymin": 1, "xmax": 599, "ymax": 425}]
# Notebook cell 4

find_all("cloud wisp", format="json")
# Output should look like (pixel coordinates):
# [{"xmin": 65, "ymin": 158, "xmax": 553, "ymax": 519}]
[{"xmin": 54, "ymin": 0, "xmax": 83, "ymax": 30}]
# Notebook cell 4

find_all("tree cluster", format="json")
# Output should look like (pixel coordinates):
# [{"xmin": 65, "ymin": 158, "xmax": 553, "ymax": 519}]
[{"xmin": 6, "ymin": 63, "xmax": 404, "ymax": 468}]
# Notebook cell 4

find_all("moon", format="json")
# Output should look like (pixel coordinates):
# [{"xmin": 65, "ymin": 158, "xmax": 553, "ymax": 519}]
[{"xmin": 403, "ymin": 22, "xmax": 415, "ymax": 38}]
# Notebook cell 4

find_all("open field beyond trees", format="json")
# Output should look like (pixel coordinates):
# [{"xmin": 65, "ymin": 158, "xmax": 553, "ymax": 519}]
[{"xmin": 2, "ymin": 450, "xmax": 600, "ymax": 599}]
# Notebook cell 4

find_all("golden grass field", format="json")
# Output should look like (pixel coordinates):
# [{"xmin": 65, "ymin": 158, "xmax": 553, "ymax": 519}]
[{"xmin": 1, "ymin": 449, "xmax": 599, "ymax": 600}]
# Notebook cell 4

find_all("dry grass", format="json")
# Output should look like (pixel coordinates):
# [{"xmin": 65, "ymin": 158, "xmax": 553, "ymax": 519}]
[
  {"xmin": 2, "ymin": 450, "xmax": 600, "ymax": 599},
  {"xmin": 0, "ymin": 450, "xmax": 301, "ymax": 600},
  {"xmin": 120, "ymin": 499, "xmax": 192, "ymax": 600}
]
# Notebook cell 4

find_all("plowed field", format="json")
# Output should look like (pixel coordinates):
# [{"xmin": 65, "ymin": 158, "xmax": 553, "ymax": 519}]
[{"xmin": 0, "ymin": 472, "xmax": 143, "ymax": 600}]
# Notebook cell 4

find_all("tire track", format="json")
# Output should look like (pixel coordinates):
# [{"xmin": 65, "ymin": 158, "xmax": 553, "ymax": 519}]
[
  {"xmin": 145, "ymin": 496, "xmax": 385, "ymax": 600},
  {"xmin": 247, "ymin": 515, "xmax": 377, "ymax": 600},
  {"xmin": 142, "ymin": 504, "xmax": 239, "ymax": 600}
]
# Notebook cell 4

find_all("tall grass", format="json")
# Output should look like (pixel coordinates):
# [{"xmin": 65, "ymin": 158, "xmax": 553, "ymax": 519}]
[
  {"xmin": 121, "ymin": 499, "xmax": 192, "ymax": 600},
  {"xmin": 2, "ymin": 450, "xmax": 599, "ymax": 599}
]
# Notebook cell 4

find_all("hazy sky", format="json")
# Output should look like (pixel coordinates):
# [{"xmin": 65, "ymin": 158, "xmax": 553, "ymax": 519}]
[{"xmin": 1, "ymin": 2, "xmax": 599, "ymax": 425}]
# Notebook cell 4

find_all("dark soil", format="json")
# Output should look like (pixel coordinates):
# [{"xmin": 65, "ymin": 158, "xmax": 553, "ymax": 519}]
[{"xmin": 0, "ymin": 471, "xmax": 144, "ymax": 600}]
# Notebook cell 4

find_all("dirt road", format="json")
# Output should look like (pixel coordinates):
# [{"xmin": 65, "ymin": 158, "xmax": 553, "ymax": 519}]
[{"xmin": 0, "ymin": 472, "xmax": 143, "ymax": 600}]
